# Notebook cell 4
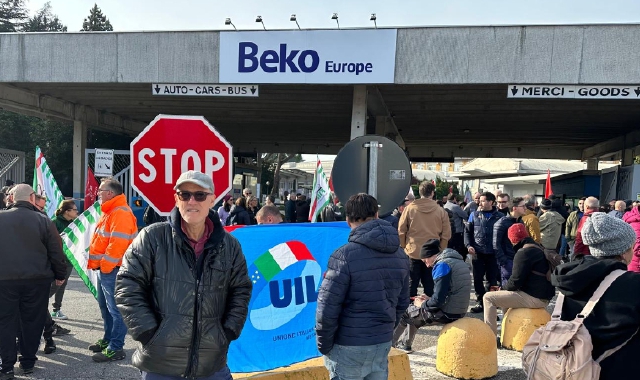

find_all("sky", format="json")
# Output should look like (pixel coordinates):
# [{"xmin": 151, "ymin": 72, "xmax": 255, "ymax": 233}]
[{"xmin": 25, "ymin": 0, "xmax": 640, "ymax": 32}]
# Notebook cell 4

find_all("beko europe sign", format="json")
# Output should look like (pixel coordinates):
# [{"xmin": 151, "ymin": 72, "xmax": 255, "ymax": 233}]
[{"xmin": 219, "ymin": 30, "xmax": 397, "ymax": 84}]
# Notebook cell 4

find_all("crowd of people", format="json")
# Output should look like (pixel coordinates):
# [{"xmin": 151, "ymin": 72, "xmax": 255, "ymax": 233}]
[{"xmin": 3, "ymin": 173, "xmax": 640, "ymax": 380}]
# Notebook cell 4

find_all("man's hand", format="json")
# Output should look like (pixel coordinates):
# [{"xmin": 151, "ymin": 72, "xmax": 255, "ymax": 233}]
[
  {"xmin": 489, "ymin": 286, "xmax": 501, "ymax": 292},
  {"xmin": 467, "ymin": 247, "xmax": 476, "ymax": 255},
  {"xmin": 55, "ymin": 279, "xmax": 65, "ymax": 286}
]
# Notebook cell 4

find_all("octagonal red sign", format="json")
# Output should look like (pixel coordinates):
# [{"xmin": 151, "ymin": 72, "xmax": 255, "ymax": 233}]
[{"xmin": 130, "ymin": 115, "xmax": 233, "ymax": 216}]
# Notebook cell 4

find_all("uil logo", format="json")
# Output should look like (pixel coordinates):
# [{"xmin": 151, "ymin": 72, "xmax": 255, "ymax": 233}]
[{"xmin": 247, "ymin": 241, "xmax": 321, "ymax": 330}]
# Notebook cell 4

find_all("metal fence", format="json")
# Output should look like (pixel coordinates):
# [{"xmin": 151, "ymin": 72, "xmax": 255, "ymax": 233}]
[
  {"xmin": 85, "ymin": 149, "xmax": 138, "ymax": 201},
  {"xmin": 0, "ymin": 148, "xmax": 25, "ymax": 187}
]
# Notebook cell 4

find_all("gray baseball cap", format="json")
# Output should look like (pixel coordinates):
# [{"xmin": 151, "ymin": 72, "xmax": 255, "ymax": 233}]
[{"xmin": 173, "ymin": 171, "xmax": 215, "ymax": 193}]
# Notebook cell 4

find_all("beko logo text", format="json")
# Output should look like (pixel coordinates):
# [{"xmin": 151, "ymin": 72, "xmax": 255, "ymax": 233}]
[{"xmin": 237, "ymin": 42, "xmax": 374, "ymax": 75}]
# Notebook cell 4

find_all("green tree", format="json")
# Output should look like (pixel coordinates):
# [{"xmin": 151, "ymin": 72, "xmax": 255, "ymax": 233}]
[
  {"xmin": 81, "ymin": 3, "xmax": 112, "ymax": 31},
  {"xmin": 435, "ymin": 176, "xmax": 459, "ymax": 201},
  {"xmin": 0, "ymin": 0, "xmax": 28, "ymax": 32},
  {"xmin": 24, "ymin": 2, "xmax": 67, "ymax": 32}
]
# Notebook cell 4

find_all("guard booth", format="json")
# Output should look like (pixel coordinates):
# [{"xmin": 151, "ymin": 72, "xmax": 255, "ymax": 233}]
[
  {"xmin": 0, "ymin": 148, "xmax": 25, "ymax": 187},
  {"xmin": 539, "ymin": 170, "xmax": 602, "ymax": 207}
]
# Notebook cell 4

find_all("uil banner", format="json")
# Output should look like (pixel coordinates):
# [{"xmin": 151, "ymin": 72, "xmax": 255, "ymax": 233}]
[{"xmin": 225, "ymin": 222, "xmax": 350, "ymax": 372}]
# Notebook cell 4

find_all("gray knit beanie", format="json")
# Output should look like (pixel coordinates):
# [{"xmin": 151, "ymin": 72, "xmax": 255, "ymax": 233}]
[{"xmin": 581, "ymin": 212, "xmax": 636, "ymax": 257}]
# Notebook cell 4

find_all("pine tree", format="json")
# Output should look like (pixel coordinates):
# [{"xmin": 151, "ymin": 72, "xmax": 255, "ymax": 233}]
[
  {"xmin": 23, "ymin": 2, "xmax": 67, "ymax": 32},
  {"xmin": 81, "ymin": 3, "xmax": 113, "ymax": 31},
  {"xmin": 0, "ymin": 0, "xmax": 28, "ymax": 32}
]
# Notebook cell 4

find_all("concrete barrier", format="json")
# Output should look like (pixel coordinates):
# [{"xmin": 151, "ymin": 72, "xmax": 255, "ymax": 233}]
[
  {"xmin": 435, "ymin": 317, "xmax": 498, "ymax": 379},
  {"xmin": 500, "ymin": 308, "xmax": 551, "ymax": 352},
  {"xmin": 233, "ymin": 347, "xmax": 413, "ymax": 379}
]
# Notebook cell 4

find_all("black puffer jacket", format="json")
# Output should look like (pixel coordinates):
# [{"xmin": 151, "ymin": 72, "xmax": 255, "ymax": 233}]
[
  {"xmin": 493, "ymin": 216, "xmax": 520, "ymax": 265},
  {"xmin": 116, "ymin": 208, "xmax": 252, "ymax": 378},
  {"xmin": 0, "ymin": 201, "xmax": 67, "ymax": 283},
  {"xmin": 227, "ymin": 205, "xmax": 250, "ymax": 226},
  {"xmin": 465, "ymin": 207, "xmax": 503, "ymax": 254},
  {"xmin": 315, "ymin": 219, "xmax": 410, "ymax": 354},
  {"xmin": 553, "ymin": 256, "xmax": 640, "ymax": 380}
]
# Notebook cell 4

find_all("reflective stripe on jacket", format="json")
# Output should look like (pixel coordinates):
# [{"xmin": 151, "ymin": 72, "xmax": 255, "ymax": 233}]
[{"xmin": 88, "ymin": 194, "xmax": 138, "ymax": 273}]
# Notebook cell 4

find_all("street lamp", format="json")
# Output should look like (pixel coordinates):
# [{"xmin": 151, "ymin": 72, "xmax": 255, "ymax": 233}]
[
  {"xmin": 256, "ymin": 15, "xmax": 266, "ymax": 30},
  {"xmin": 370, "ymin": 13, "xmax": 377, "ymax": 29},
  {"xmin": 266, "ymin": 181, "xmax": 271, "ymax": 195},
  {"xmin": 331, "ymin": 13, "xmax": 340, "ymax": 29},
  {"xmin": 290, "ymin": 14, "xmax": 301, "ymax": 30},
  {"xmin": 224, "ymin": 18, "xmax": 236, "ymax": 31}
]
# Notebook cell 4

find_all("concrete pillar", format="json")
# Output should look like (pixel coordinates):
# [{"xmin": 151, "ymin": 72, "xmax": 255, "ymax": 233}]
[
  {"xmin": 350, "ymin": 85, "xmax": 367, "ymax": 140},
  {"xmin": 586, "ymin": 158, "xmax": 599, "ymax": 170},
  {"xmin": 622, "ymin": 148, "xmax": 635, "ymax": 166},
  {"xmin": 73, "ymin": 120, "xmax": 87, "ymax": 203}
]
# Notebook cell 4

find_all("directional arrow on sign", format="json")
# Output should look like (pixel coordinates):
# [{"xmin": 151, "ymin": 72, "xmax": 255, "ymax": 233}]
[
  {"xmin": 635, "ymin": 87, "xmax": 640, "ymax": 97},
  {"xmin": 511, "ymin": 86, "xmax": 518, "ymax": 96},
  {"xmin": 155, "ymin": 85, "xmax": 161, "ymax": 94},
  {"xmin": 250, "ymin": 86, "xmax": 257, "ymax": 95}
]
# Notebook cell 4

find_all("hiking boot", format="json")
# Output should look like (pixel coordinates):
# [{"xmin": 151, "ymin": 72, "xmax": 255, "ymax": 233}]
[
  {"xmin": 44, "ymin": 338, "xmax": 56, "ymax": 354},
  {"xmin": 0, "ymin": 370, "xmax": 15, "ymax": 380},
  {"xmin": 18, "ymin": 365, "xmax": 33, "ymax": 375},
  {"xmin": 92, "ymin": 349, "xmax": 126, "ymax": 362},
  {"xmin": 88, "ymin": 339, "xmax": 109, "ymax": 353},
  {"xmin": 51, "ymin": 310, "xmax": 69, "ymax": 320},
  {"xmin": 53, "ymin": 324, "xmax": 70, "ymax": 336}
]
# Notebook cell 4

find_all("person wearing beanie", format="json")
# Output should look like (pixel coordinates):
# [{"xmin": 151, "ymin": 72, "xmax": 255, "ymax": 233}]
[
  {"xmin": 539, "ymin": 198, "xmax": 565, "ymax": 251},
  {"xmin": 483, "ymin": 224, "xmax": 555, "ymax": 337},
  {"xmin": 393, "ymin": 239, "xmax": 470, "ymax": 353},
  {"xmin": 552, "ymin": 213, "xmax": 640, "ymax": 379}
]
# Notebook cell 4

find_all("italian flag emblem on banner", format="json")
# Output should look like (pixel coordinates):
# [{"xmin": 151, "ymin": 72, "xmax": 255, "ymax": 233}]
[
  {"xmin": 33, "ymin": 146, "xmax": 65, "ymax": 219},
  {"xmin": 308, "ymin": 158, "xmax": 331, "ymax": 223},
  {"xmin": 61, "ymin": 203, "xmax": 102, "ymax": 298}
]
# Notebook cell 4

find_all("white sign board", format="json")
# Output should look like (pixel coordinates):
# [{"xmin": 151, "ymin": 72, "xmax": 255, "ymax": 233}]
[
  {"xmin": 508, "ymin": 84, "xmax": 640, "ymax": 99},
  {"xmin": 94, "ymin": 149, "xmax": 114, "ymax": 177},
  {"xmin": 219, "ymin": 30, "xmax": 397, "ymax": 84},
  {"xmin": 152, "ymin": 84, "xmax": 259, "ymax": 97}
]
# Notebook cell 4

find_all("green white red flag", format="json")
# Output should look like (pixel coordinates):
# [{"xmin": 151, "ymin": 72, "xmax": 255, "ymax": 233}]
[
  {"xmin": 33, "ymin": 146, "xmax": 65, "ymax": 219},
  {"xmin": 308, "ymin": 158, "xmax": 331, "ymax": 223}
]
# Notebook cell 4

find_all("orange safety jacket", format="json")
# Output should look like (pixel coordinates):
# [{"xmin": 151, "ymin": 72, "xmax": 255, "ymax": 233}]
[{"xmin": 88, "ymin": 194, "xmax": 138, "ymax": 273}]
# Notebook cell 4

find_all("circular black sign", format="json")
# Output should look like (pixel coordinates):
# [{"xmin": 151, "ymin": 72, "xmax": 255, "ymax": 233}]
[{"xmin": 332, "ymin": 135, "xmax": 412, "ymax": 217}]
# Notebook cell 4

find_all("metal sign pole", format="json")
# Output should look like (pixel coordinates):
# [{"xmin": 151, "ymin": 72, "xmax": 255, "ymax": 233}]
[{"xmin": 364, "ymin": 141, "xmax": 382, "ymax": 198}]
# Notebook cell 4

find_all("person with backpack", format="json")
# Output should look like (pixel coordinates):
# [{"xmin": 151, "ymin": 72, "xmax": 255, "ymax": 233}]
[
  {"xmin": 482, "ymin": 223, "xmax": 555, "ymax": 338},
  {"xmin": 523, "ymin": 213, "xmax": 640, "ymax": 380}
]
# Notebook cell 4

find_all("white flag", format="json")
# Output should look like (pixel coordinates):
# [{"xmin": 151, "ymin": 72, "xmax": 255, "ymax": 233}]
[
  {"xmin": 308, "ymin": 158, "xmax": 331, "ymax": 223},
  {"xmin": 33, "ymin": 146, "xmax": 65, "ymax": 219},
  {"xmin": 61, "ymin": 203, "xmax": 102, "ymax": 298}
]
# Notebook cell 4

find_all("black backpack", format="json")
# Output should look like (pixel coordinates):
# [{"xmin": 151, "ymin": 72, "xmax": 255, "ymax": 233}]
[{"xmin": 524, "ymin": 243, "xmax": 563, "ymax": 281}]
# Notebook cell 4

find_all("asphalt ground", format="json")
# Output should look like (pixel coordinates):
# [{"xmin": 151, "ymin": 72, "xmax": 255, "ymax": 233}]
[{"xmin": 3, "ymin": 272, "xmax": 542, "ymax": 380}]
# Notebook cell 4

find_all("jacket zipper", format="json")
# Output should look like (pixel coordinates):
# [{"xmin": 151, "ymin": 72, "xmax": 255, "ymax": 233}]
[{"xmin": 183, "ymin": 243, "xmax": 200, "ymax": 379}]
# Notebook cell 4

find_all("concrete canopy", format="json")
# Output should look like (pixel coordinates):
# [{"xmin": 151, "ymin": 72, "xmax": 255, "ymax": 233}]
[{"xmin": 2, "ymin": 24, "xmax": 640, "ymax": 160}]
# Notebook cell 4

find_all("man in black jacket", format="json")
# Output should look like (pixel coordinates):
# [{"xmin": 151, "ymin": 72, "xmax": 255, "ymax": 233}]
[
  {"xmin": 316, "ymin": 193, "xmax": 409, "ymax": 380},
  {"xmin": 483, "ymin": 223, "xmax": 555, "ymax": 337},
  {"xmin": 492, "ymin": 197, "xmax": 528, "ymax": 286},
  {"xmin": 116, "ymin": 171, "xmax": 252, "ymax": 380},
  {"xmin": 0, "ymin": 184, "xmax": 67, "ymax": 378},
  {"xmin": 464, "ymin": 192, "xmax": 503, "ymax": 313}
]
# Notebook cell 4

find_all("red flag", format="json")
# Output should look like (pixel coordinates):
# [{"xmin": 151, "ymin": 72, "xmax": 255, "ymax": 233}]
[
  {"xmin": 84, "ymin": 167, "xmax": 99, "ymax": 208},
  {"xmin": 544, "ymin": 169, "xmax": 553, "ymax": 198}
]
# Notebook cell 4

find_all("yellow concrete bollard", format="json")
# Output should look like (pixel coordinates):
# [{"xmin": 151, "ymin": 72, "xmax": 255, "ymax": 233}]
[
  {"xmin": 436, "ymin": 317, "xmax": 498, "ymax": 379},
  {"xmin": 233, "ymin": 347, "xmax": 413, "ymax": 379},
  {"xmin": 500, "ymin": 308, "xmax": 551, "ymax": 352}
]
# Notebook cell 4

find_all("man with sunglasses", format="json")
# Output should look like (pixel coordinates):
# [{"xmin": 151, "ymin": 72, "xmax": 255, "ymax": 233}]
[
  {"xmin": 116, "ymin": 171, "xmax": 252, "ymax": 380},
  {"xmin": 87, "ymin": 178, "xmax": 138, "ymax": 363}
]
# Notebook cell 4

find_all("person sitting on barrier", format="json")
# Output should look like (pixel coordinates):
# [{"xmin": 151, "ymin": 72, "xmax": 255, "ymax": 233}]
[
  {"xmin": 392, "ymin": 239, "xmax": 471, "ymax": 353},
  {"xmin": 483, "ymin": 223, "xmax": 555, "ymax": 338}
]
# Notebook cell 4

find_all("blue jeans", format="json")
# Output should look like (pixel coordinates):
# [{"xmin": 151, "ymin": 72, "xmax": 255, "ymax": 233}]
[
  {"xmin": 97, "ymin": 268, "xmax": 127, "ymax": 351},
  {"xmin": 141, "ymin": 366, "xmax": 232, "ymax": 380},
  {"xmin": 559, "ymin": 235, "xmax": 568, "ymax": 257},
  {"xmin": 323, "ymin": 342, "xmax": 391, "ymax": 380}
]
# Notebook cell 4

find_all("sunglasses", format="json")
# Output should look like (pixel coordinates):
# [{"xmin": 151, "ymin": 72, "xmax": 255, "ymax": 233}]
[{"xmin": 176, "ymin": 191, "xmax": 212, "ymax": 202}]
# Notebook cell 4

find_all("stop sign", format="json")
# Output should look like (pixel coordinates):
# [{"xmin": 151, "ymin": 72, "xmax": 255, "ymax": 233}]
[{"xmin": 130, "ymin": 114, "xmax": 233, "ymax": 216}]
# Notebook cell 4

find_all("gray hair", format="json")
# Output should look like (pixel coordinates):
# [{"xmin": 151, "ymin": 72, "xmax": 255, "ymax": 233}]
[
  {"xmin": 585, "ymin": 196, "xmax": 600, "ymax": 210},
  {"xmin": 523, "ymin": 194, "xmax": 537, "ymax": 208},
  {"xmin": 100, "ymin": 177, "xmax": 123, "ymax": 195},
  {"xmin": 12, "ymin": 184, "xmax": 35, "ymax": 202}
]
